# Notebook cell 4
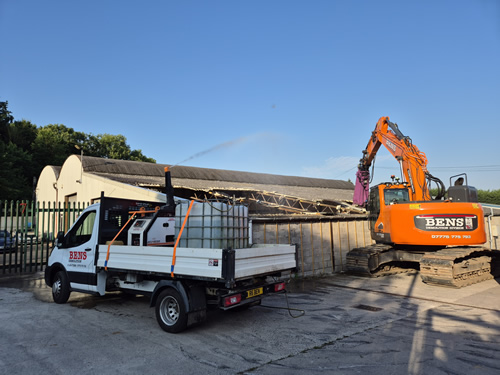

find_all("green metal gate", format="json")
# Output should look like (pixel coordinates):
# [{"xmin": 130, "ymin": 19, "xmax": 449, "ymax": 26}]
[{"xmin": 0, "ymin": 200, "xmax": 89, "ymax": 275}]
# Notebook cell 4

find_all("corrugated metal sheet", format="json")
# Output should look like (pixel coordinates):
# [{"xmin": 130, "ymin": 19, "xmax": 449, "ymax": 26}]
[
  {"xmin": 90, "ymin": 173, "xmax": 354, "ymax": 202},
  {"xmin": 81, "ymin": 156, "xmax": 354, "ymax": 190},
  {"xmin": 48, "ymin": 165, "xmax": 62, "ymax": 179},
  {"xmin": 80, "ymin": 156, "xmax": 356, "ymax": 213}
]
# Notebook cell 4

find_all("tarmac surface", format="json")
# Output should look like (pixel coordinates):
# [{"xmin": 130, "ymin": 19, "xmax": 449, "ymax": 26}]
[{"xmin": 1, "ymin": 271, "xmax": 499, "ymax": 375}]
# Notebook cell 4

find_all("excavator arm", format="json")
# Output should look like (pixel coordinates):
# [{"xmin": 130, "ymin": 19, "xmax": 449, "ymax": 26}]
[{"xmin": 354, "ymin": 116, "xmax": 445, "ymax": 205}]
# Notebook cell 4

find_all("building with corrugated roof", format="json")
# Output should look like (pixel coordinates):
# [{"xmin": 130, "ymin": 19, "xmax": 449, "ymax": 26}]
[{"xmin": 36, "ymin": 154, "xmax": 360, "ymax": 215}]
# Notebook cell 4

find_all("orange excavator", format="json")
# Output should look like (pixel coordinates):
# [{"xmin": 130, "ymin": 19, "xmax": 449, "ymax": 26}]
[{"xmin": 348, "ymin": 116, "xmax": 499, "ymax": 287}]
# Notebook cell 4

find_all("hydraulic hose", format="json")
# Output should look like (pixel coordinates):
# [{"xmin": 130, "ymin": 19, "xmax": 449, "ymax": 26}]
[{"xmin": 426, "ymin": 172, "xmax": 446, "ymax": 200}]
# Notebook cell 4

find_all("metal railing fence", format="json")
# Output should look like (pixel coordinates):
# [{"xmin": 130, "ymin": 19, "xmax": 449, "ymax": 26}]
[{"xmin": 0, "ymin": 200, "xmax": 89, "ymax": 274}]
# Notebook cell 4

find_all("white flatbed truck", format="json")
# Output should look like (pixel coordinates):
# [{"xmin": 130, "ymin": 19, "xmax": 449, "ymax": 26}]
[{"xmin": 45, "ymin": 193, "xmax": 297, "ymax": 333}]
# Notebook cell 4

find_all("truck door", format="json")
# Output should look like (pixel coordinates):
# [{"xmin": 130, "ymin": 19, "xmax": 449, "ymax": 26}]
[{"xmin": 60, "ymin": 209, "xmax": 99, "ymax": 292}]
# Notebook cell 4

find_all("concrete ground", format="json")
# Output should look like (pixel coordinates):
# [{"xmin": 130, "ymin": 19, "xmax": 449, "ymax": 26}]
[{"xmin": 0, "ymin": 271, "xmax": 499, "ymax": 375}]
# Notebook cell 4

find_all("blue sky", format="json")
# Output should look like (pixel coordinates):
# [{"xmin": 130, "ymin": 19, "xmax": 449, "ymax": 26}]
[{"xmin": 1, "ymin": 0, "xmax": 499, "ymax": 190}]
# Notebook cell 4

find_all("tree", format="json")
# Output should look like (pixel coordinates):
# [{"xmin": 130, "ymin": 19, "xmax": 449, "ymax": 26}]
[
  {"xmin": 0, "ymin": 101, "xmax": 14, "ymax": 143},
  {"xmin": 0, "ymin": 142, "xmax": 33, "ymax": 201},
  {"xmin": 0, "ymin": 100, "xmax": 157, "ymax": 200},
  {"xmin": 86, "ymin": 133, "xmax": 132, "ymax": 160},
  {"xmin": 31, "ymin": 124, "xmax": 87, "ymax": 175},
  {"xmin": 130, "ymin": 149, "xmax": 155, "ymax": 163},
  {"xmin": 0, "ymin": 101, "xmax": 32, "ymax": 200},
  {"xmin": 85, "ymin": 133, "xmax": 155, "ymax": 162},
  {"xmin": 478, "ymin": 190, "xmax": 500, "ymax": 205},
  {"xmin": 9, "ymin": 119, "xmax": 38, "ymax": 152}
]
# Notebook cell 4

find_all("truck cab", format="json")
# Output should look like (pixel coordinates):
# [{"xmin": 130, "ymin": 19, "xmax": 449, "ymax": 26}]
[
  {"xmin": 46, "ymin": 197, "xmax": 166, "ymax": 299},
  {"xmin": 50, "ymin": 205, "xmax": 102, "ymax": 294}
]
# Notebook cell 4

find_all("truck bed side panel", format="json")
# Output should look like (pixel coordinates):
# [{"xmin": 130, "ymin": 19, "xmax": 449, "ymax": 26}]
[
  {"xmin": 97, "ymin": 245, "xmax": 224, "ymax": 279},
  {"xmin": 234, "ymin": 244, "xmax": 296, "ymax": 279},
  {"xmin": 97, "ymin": 244, "xmax": 296, "ymax": 280}
]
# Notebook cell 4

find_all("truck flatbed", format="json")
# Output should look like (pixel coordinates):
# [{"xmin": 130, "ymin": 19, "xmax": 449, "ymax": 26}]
[{"xmin": 98, "ymin": 244, "xmax": 296, "ymax": 283}]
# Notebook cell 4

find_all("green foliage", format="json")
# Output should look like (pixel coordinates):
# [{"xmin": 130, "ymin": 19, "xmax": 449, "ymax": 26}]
[
  {"xmin": 85, "ymin": 133, "xmax": 153, "ymax": 162},
  {"xmin": 130, "ymin": 149, "xmax": 155, "ymax": 163},
  {"xmin": 0, "ymin": 100, "xmax": 156, "ymax": 200},
  {"xmin": 9, "ymin": 120, "xmax": 38, "ymax": 152},
  {"xmin": 32, "ymin": 124, "xmax": 86, "ymax": 169},
  {"xmin": 477, "ymin": 190, "xmax": 500, "ymax": 205},
  {"xmin": 0, "ymin": 141, "xmax": 34, "ymax": 201},
  {"xmin": 0, "ymin": 101, "xmax": 14, "ymax": 143}
]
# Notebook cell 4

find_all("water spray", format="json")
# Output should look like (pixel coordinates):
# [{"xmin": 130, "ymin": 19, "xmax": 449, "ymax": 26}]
[{"xmin": 169, "ymin": 136, "xmax": 250, "ymax": 169}]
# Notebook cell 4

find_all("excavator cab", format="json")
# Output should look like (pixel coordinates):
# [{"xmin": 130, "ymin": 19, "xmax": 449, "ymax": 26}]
[
  {"xmin": 383, "ymin": 187, "xmax": 410, "ymax": 204},
  {"xmin": 367, "ymin": 182, "xmax": 412, "ymax": 244}
]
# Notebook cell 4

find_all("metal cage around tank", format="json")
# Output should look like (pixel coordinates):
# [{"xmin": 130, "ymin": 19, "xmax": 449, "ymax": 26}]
[{"xmin": 174, "ymin": 201, "xmax": 249, "ymax": 249}]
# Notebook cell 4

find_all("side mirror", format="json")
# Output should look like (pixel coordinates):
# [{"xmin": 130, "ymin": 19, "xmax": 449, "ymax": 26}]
[{"xmin": 56, "ymin": 231, "xmax": 65, "ymax": 247}]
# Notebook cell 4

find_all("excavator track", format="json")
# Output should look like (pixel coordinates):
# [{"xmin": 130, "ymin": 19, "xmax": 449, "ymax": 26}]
[
  {"xmin": 346, "ymin": 244, "xmax": 418, "ymax": 277},
  {"xmin": 347, "ymin": 244, "xmax": 500, "ymax": 288},
  {"xmin": 420, "ymin": 247, "xmax": 500, "ymax": 288}
]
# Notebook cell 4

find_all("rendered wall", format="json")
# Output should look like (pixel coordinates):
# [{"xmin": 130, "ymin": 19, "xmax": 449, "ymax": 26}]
[
  {"xmin": 36, "ymin": 155, "xmax": 165, "ymax": 205},
  {"xmin": 252, "ymin": 218, "xmax": 374, "ymax": 276},
  {"xmin": 252, "ymin": 215, "xmax": 499, "ymax": 277}
]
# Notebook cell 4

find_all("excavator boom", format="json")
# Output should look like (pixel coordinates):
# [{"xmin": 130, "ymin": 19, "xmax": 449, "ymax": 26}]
[{"xmin": 354, "ymin": 116, "xmax": 444, "ymax": 205}]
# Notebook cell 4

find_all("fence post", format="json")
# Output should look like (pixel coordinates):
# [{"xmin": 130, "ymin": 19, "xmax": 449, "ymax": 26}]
[{"xmin": 1, "ymin": 201, "xmax": 6, "ymax": 274}]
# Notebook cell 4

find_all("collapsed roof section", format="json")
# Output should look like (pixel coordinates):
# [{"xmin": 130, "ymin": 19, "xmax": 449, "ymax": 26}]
[{"xmin": 81, "ymin": 156, "xmax": 361, "ymax": 215}]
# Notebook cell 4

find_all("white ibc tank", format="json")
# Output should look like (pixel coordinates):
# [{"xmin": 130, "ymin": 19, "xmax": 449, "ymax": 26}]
[{"xmin": 174, "ymin": 201, "xmax": 249, "ymax": 249}]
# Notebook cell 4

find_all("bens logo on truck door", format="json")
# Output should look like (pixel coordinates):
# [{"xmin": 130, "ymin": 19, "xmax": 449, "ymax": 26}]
[
  {"xmin": 69, "ymin": 251, "xmax": 87, "ymax": 261},
  {"xmin": 414, "ymin": 214, "xmax": 477, "ymax": 231}
]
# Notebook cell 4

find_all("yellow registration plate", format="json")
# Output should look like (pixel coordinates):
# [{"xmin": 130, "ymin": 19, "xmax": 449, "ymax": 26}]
[{"xmin": 247, "ymin": 287, "xmax": 263, "ymax": 298}]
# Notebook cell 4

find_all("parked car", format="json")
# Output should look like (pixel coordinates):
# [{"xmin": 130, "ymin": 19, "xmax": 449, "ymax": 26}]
[
  {"xmin": 13, "ymin": 231, "xmax": 38, "ymax": 246},
  {"xmin": 0, "ymin": 230, "xmax": 17, "ymax": 252}
]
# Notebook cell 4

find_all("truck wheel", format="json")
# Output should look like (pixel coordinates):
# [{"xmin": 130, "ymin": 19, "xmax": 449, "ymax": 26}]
[
  {"xmin": 52, "ymin": 271, "xmax": 71, "ymax": 304},
  {"xmin": 155, "ymin": 289, "xmax": 188, "ymax": 333}
]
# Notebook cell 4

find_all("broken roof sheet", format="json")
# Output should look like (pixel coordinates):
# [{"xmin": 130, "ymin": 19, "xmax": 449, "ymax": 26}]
[{"xmin": 81, "ymin": 156, "xmax": 354, "ymax": 191}]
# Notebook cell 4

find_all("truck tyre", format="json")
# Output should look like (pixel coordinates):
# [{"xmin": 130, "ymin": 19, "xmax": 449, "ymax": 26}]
[
  {"xmin": 52, "ymin": 271, "xmax": 71, "ymax": 304},
  {"xmin": 155, "ymin": 288, "xmax": 188, "ymax": 333}
]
